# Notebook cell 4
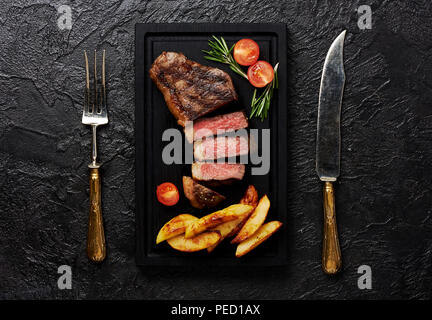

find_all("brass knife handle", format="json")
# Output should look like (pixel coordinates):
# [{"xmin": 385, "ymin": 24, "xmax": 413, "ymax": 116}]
[
  {"xmin": 322, "ymin": 181, "xmax": 341, "ymax": 274},
  {"xmin": 87, "ymin": 167, "xmax": 106, "ymax": 262}
]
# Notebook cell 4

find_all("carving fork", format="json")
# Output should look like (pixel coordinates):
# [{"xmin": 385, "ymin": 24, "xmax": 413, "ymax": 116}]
[{"xmin": 82, "ymin": 50, "xmax": 108, "ymax": 262}]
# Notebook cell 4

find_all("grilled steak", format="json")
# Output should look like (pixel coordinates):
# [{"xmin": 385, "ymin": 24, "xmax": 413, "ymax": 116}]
[
  {"xmin": 149, "ymin": 52, "xmax": 238, "ymax": 126},
  {"xmin": 185, "ymin": 111, "xmax": 249, "ymax": 143},
  {"xmin": 194, "ymin": 135, "xmax": 249, "ymax": 161},
  {"xmin": 182, "ymin": 176, "xmax": 225, "ymax": 209},
  {"xmin": 192, "ymin": 162, "xmax": 245, "ymax": 185}
]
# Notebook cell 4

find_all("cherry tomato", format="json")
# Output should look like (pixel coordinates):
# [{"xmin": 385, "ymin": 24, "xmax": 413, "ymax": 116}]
[
  {"xmin": 233, "ymin": 39, "xmax": 260, "ymax": 66},
  {"xmin": 156, "ymin": 182, "xmax": 179, "ymax": 206},
  {"xmin": 247, "ymin": 61, "xmax": 274, "ymax": 88}
]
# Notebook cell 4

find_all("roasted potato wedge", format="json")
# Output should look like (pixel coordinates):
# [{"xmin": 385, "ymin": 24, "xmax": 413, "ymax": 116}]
[
  {"xmin": 227, "ymin": 186, "xmax": 259, "ymax": 237},
  {"xmin": 207, "ymin": 218, "xmax": 245, "ymax": 253},
  {"xmin": 239, "ymin": 185, "xmax": 259, "ymax": 208},
  {"xmin": 156, "ymin": 214, "xmax": 198, "ymax": 244},
  {"xmin": 235, "ymin": 221, "xmax": 282, "ymax": 257},
  {"xmin": 185, "ymin": 204, "xmax": 254, "ymax": 239},
  {"xmin": 226, "ymin": 214, "xmax": 250, "ymax": 238},
  {"xmin": 167, "ymin": 231, "xmax": 221, "ymax": 252},
  {"xmin": 231, "ymin": 195, "xmax": 270, "ymax": 244}
]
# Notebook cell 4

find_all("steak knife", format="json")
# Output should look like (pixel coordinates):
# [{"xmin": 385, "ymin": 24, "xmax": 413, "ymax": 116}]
[{"xmin": 316, "ymin": 30, "xmax": 346, "ymax": 274}]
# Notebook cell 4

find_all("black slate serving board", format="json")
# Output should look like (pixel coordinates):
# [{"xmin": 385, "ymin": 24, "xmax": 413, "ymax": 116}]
[{"xmin": 135, "ymin": 23, "xmax": 287, "ymax": 266}]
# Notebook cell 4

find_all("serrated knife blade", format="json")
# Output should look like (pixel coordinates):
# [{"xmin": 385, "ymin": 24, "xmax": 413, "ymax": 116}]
[{"xmin": 315, "ymin": 30, "xmax": 346, "ymax": 275}]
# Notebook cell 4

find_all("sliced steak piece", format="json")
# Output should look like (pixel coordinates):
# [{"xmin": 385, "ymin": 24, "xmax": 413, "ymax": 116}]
[
  {"xmin": 194, "ymin": 135, "xmax": 249, "ymax": 161},
  {"xmin": 149, "ymin": 52, "xmax": 238, "ymax": 126},
  {"xmin": 185, "ymin": 111, "xmax": 249, "ymax": 143},
  {"xmin": 192, "ymin": 162, "xmax": 245, "ymax": 185},
  {"xmin": 182, "ymin": 176, "xmax": 226, "ymax": 209}
]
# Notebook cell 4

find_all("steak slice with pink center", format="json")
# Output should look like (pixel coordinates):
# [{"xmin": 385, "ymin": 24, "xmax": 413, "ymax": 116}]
[
  {"xmin": 185, "ymin": 111, "xmax": 249, "ymax": 143},
  {"xmin": 194, "ymin": 135, "xmax": 249, "ymax": 161},
  {"xmin": 192, "ymin": 162, "xmax": 245, "ymax": 185}
]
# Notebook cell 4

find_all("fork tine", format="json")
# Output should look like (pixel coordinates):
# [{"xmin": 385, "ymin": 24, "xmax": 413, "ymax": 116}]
[
  {"xmin": 93, "ymin": 50, "xmax": 97, "ymax": 114},
  {"xmin": 100, "ymin": 49, "xmax": 106, "ymax": 115},
  {"xmin": 82, "ymin": 49, "xmax": 108, "ymax": 124},
  {"xmin": 102, "ymin": 50, "xmax": 106, "ymax": 91},
  {"xmin": 84, "ymin": 50, "xmax": 90, "ymax": 115},
  {"xmin": 84, "ymin": 50, "xmax": 90, "ymax": 90}
]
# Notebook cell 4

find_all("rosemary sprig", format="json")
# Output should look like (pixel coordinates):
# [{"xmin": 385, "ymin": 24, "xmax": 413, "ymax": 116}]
[
  {"xmin": 203, "ymin": 35, "xmax": 279, "ymax": 120},
  {"xmin": 203, "ymin": 36, "xmax": 248, "ymax": 79},
  {"xmin": 249, "ymin": 63, "xmax": 279, "ymax": 121}
]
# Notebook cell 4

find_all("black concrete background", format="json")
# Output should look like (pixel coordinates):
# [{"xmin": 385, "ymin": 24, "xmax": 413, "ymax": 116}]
[{"xmin": 0, "ymin": 0, "xmax": 431, "ymax": 299}]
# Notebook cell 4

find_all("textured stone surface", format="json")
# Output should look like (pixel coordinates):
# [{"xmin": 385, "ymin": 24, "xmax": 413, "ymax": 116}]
[{"xmin": 0, "ymin": 0, "xmax": 431, "ymax": 299}]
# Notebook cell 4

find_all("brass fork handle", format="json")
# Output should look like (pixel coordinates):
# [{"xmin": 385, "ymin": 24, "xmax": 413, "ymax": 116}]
[
  {"xmin": 322, "ymin": 181, "xmax": 341, "ymax": 274},
  {"xmin": 87, "ymin": 167, "xmax": 106, "ymax": 262}
]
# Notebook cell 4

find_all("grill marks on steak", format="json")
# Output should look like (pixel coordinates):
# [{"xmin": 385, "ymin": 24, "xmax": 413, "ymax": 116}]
[
  {"xmin": 149, "ymin": 52, "xmax": 238, "ymax": 126},
  {"xmin": 185, "ymin": 111, "xmax": 249, "ymax": 143},
  {"xmin": 192, "ymin": 162, "xmax": 245, "ymax": 185}
]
